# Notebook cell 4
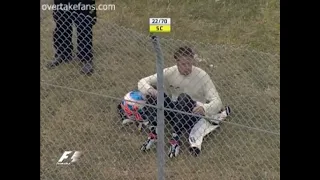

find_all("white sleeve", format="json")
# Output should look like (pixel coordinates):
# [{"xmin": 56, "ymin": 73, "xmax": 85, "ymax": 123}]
[
  {"xmin": 137, "ymin": 66, "xmax": 175, "ymax": 95},
  {"xmin": 201, "ymin": 73, "xmax": 223, "ymax": 116},
  {"xmin": 138, "ymin": 73, "xmax": 157, "ymax": 95}
]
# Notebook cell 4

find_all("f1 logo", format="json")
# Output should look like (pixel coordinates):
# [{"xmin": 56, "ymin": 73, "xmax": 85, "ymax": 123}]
[{"xmin": 56, "ymin": 151, "xmax": 82, "ymax": 165}]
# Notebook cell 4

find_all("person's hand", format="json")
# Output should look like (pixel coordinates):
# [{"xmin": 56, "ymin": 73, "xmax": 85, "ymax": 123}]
[
  {"xmin": 147, "ymin": 88, "xmax": 158, "ymax": 97},
  {"xmin": 193, "ymin": 106, "xmax": 205, "ymax": 115}
]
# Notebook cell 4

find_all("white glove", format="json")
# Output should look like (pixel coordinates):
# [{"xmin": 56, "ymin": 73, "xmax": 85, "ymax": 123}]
[{"xmin": 147, "ymin": 88, "xmax": 158, "ymax": 97}]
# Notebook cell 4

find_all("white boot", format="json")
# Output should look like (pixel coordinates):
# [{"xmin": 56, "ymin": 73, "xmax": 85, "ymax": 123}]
[
  {"xmin": 168, "ymin": 133, "xmax": 181, "ymax": 158},
  {"xmin": 141, "ymin": 126, "xmax": 157, "ymax": 151},
  {"xmin": 209, "ymin": 106, "xmax": 231, "ymax": 125}
]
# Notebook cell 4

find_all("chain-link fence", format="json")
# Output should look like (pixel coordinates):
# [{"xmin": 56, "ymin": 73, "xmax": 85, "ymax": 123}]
[{"xmin": 41, "ymin": 9, "xmax": 280, "ymax": 180}]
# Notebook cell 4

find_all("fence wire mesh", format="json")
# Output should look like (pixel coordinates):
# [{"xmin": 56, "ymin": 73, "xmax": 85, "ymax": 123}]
[{"xmin": 41, "ymin": 8, "xmax": 280, "ymax": 180}]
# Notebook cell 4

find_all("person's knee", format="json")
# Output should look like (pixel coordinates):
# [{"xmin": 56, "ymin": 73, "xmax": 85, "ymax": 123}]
[{"xmin": 176, "ymin": 93, "xmax": 196, "ymax": 112}]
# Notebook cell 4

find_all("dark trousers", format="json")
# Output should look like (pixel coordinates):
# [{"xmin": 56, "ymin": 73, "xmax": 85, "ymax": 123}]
[
  {"xmin": 166, "ymin": 111, "xmax": 199, "ymax": 136},
  {"xmin": 122, "ymin": 93, "xmax": 201, "ymax": 137},
  {"xmin": 53, "ymin": 10, "xmax": 93, "ymax": 62}
]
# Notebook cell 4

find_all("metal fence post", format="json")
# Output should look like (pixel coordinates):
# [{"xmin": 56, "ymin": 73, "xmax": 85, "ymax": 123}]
[{"xmin": 151, "ymin": 35, "xmax": 165, "ymax": 180}]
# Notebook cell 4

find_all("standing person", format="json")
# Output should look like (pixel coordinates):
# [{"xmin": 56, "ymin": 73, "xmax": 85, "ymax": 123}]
[
  {"xmin": 137, "ymin": 46, "xmax": 231, "ymax": 157},
  {"xmin": 47, "ymin": 0, "xmax": 97, "ymax": 75}
]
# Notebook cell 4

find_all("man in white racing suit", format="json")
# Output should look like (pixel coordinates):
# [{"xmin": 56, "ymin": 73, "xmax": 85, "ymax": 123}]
[{"xmin": 137, "ymin": 46, "xmax": 231, "ymax": 157}]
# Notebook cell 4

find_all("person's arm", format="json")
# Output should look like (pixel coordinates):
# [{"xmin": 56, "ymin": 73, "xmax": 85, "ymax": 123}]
[
  {"xmin": 138, "ymin": 66, "xmax": 175, "ymax": 95},
  {"xmin": 202, "ymin": 73, "xmax": 223, "ymax": 116},
  {"xmin": 138, "ymin": 73, "xmax": 158, "ymax": 95}
]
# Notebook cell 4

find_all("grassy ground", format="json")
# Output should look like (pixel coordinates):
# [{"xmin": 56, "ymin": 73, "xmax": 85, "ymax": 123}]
[{"xmin": 40, "ymin": 0, "xmax": 280, "ymax": 179}]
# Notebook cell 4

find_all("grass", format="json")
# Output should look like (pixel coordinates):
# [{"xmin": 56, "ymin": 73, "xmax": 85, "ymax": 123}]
[{"xmin": 40, "ymin": 0, "xmax": 280, "ymax": 179}]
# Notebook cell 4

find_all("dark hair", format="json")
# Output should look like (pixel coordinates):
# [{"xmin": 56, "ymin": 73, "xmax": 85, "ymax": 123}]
[{"xmin": 174, "ymin": 46, "xmax": 195, "ymax": 60}]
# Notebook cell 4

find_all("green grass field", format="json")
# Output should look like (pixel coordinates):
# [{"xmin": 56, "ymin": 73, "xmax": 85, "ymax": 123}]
[{"xmin": 40, "ymin": 0, "xmax": 280, "ymax": 179}]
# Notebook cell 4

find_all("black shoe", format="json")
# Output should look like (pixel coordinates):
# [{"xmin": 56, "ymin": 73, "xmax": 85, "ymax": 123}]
[
  {"xmin": 189, "ymin": 147, "xmax": 201, "ymax": 156},
  {"xmin": 46, "ymin": 59, "xmax": 63, "ymax": 69},
  {"xmin": 80, "ymin": 61, "xmax": 94, "ymax": 75},
  {"xmin": 46, "ymin": 58, "xmax": 72, "ymax": 69}
]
